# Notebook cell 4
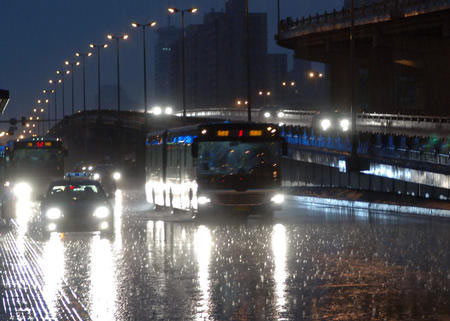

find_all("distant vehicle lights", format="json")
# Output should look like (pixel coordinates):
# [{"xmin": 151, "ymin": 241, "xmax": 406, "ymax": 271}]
[
  {"xmin": 93, "ymin": 206, "xmax": 110, "ymax": 218},
  {"xmin": 46, "ymin": 207, "xmax": 62, "ymax": 219},
  {"xmin": 270, "ymin": 194, "xmax": 284, "ymax": 204},
  {"xmin": 320, "ymin": 119, "xmax": 331, "ymax": 131},
  {"xmin": 112, "ymin": 172, "xmax": 121, "ymax": 181}
]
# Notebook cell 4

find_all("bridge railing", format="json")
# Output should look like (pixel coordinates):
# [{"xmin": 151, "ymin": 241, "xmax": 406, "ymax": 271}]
[
  {"xmin": 278, "ymin": 0, "xmax": 450, "ymax": 36},
  {"xmin": 282, "ymin": 125, "xmax": 450, "ymax": 168},
  {"xmin": 179, "ymin": 107, "xmax": 450, "ymax": 132}
]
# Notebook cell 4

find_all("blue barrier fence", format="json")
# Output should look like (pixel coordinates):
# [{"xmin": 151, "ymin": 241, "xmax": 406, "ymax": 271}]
[{"xmin": 281, "ymin": 126, "xmax": 450, "ymax": 166}]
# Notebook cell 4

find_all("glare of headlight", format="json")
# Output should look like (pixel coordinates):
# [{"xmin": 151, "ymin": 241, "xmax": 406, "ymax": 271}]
[
  {"xmin": 264, "ymin": 112, "xmax": 271, "ymax": 118},
  {"xmin": 340, "ymin": 118, "xmax": 350, "ymax": 132},
  {"xmin": 13, "ymin": 182, "xmax": 32, "ymax": 198},
  {"xmin": 82, "ymin": 166, "xmax": 86, "ymax": 170},
  {"xmin": 88, "ymin": 166, "xmax": 93, "ymax": 171},
  {"xmin": 165, "ymin": 107, "xmax": 173, "ymax": 115},
  {"xmin": 112, "ymin": 172, "xmax": 121, "ymax": 181},
  {"xmin": 93, "ymin": 173, "xmax": 100, "ymax": 180},
  {"xmin": 4, "ymin": 181, "xmax": 10, "ymax": 187},
  {"xmin": 48, "ymin": 223, "xmax": 56, "ymax": 231},
  {"xmin": 270, "ymin": 194, "xmax": 284, "ymax": 204},
  {"xmin": 100, "ymin": 221, "xmax": 109, "ymax": 230},
  {"xmin": 197, "ymin": 196, "xmax": 211, "ymax": 205},
  {"xmin": 152, "ymin": 106, "xmax": 162, "ymax": 115},
  {"xmin": 93, "ymin": 206, "xmax": 110, "ymax": 218},
  {"xmin": 46, "ymin": 207, "xmax": 62, "ymax": 219},
  {"xmin": 277, "ymin": 111, "xmax": 285, "ymax": 118},
  {"xmin": 320, "ymin": 118, "xmax": 331, "ymax": 131}
]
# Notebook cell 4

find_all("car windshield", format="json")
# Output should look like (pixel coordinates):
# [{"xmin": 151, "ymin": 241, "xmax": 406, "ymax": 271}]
[
  {"xmin": 198, "ymin": 141, "xmax": 279, "ymax": 176},
  {"xmin": 48, "ymin": 183, "xmax": 105, "ymax": 200}
]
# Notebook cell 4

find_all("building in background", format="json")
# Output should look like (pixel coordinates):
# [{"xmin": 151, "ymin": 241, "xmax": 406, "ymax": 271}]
[
  {"xmin": 152, "ymin": 0, "xmax": 291, "ymax": 109},
  {"xmin": 153, "ymin": 26, "xmax": 181, "ymax": 108}
]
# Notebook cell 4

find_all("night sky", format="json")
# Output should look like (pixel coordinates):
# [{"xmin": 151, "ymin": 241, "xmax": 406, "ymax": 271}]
[{"xmin": 0, "ymin": 0, "xmax": 342, "ymax": 126}]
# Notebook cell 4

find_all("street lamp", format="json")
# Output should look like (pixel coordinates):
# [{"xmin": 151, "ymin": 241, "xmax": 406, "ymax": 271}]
[
  {"xmin": 106, "ymin": 33, "xmax": 129, "ymax": 114},
  {"xmin": 65, "ymin": 59, "xmax": 80, "ymax": 115},
  {"xmin": 89, "ymin": 43, "xmax": 108, "ymax": 111},
  {"xmin": 75, "ymin": 52, "xmax": 93, "ymax": 113},
  {"xmin": 55, "ymin": 69, "xmax": 70, "ymax": 117},
  {"xmin": 258, "ymin": 90, "xmax": 271, "ymax": 107},
  {"xmin": 131, "ymin": 20, "xmax": 157, "ymax": 122},
  {"xmin": 42, "ymin": 88, "xmax": 55, "ymax": 133},
  {"xmin": 168, "ymin": 6, "xmax": 198, "ymax": 118},
  {"xmin": 48, "ymin": 79, "xmax": 61, "ymax": 124}
]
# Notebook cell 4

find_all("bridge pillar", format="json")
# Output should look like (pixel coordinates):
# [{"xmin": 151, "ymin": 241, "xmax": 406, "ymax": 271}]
[
  {"xmin": 329, "ymin": 53, "xmax": 362, "ymax": 112},
  {"xmin": 329, "ymin": 54, "xmax": 351, "ymax": 111},
  {"xmin": 368, "ymin": 46, "xmax": 394, "ymax": 113},
  {"xmin": 422, "ymin": 41, "xmax": 450, "ymax": 115}
]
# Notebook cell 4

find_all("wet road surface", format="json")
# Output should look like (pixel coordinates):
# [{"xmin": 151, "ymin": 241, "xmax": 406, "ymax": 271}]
[{"xmin": 1, "ymin": 191, "xmax": 449, "ymax": 320}]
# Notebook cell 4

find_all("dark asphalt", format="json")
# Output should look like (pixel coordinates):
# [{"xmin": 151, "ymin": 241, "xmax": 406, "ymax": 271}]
[{"xmin": 1, "ymin": 191, "xmax": 449, "ymax": 321}]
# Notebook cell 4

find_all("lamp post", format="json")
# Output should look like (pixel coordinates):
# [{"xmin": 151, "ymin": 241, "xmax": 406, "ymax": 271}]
[
  {"xmin": 55, "ymin": 69, "xmax": 69, "ymax": 117},
  {"xmin": 131, "ymin": 21, "xmax": 157, "ymax": 123},
  {"xmin": 64, "ymin": 60, "xmax": 80, "ymax": 115},
  {"xmin": 245, "ymin": 0, "xmax": 252, "ymax": 122},
  {"xmin": 42, "ymin": 89, "xmax": 54, "ymax": 133},
  {"xmin": 89, "ymin": 43, "xmax": 108, "ymax": 111},
  {"xmin": 168, "ymin": 7, "xmax": 198, "ymax": 118},
  {"xmin": 107, "ymin": 33, "xmax": 129, "ymax": 115},
  {"xmin": 48, "ymin": 79, "xmax": 61, "ymax": 127},
  {"xmin": 258, "ymin": 90, "xmax": 271, "ymax": 107},
  {"xmin": 75, "ymin": 52, "xmax": 93, "ymax": 113}
]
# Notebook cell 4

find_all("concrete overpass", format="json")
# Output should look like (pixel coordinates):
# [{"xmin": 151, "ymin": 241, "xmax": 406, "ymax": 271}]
[{"xmin": 277, "ymin": 0, "xmax": 450, "ymax": 116}]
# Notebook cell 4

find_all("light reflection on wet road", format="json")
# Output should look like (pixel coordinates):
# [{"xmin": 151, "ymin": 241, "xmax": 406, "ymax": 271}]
[{"xmin": 6, "ymin": 193, "xmax": 450, "ymax": 320}]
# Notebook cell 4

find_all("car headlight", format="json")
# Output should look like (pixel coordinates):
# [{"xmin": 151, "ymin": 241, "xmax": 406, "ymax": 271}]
[
  {"xmin": 270, "ymin": 194, "xmax": 284, "ymax": 204},
  {"xmin": 112, "ymin": 172, "xmax": 121, "ymax": 181},
  {"xmin": 340, "ymin": 118, "xmax": 350, "ymax": 132},
  {"xmin": 197, "ymin": 196, "xmax": 211, "ymax": 205},
  {"xmin": 264, "ymin": 112, "xmax": 271, "ymax": 118},
  {"xmin": 13, "ymin": 182, "xmax": 32, "ymax": 197},
  {"xmin": 277, "ymin": 111, "xmax": 285, "ymax": 118},
  {"xmin": 4, "ymin": 181, "xmax": 10, "ymax": 187},
  {"xmin": 320, "ymin": 118, "xmax": 331, "ymax": 131},
  {"xmin": 46, "ymin": 207, "xmax": 62, "ymax": 219},
  {"xmin": 93, "ymin": 206, "xmax": 110, "ymax": 218},
  {"xmin": 93, "ymin": 173, "xmax": 100, "ymax": 180}
]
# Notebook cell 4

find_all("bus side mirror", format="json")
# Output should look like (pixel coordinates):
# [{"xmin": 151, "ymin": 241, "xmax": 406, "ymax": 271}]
[
  {"xmin": 282, "ymin": 139, "xmax": 288, "ymax": 156},
  {"xmin": 192, "ymin": 141, "xmax": 198, "ymax": 158}
]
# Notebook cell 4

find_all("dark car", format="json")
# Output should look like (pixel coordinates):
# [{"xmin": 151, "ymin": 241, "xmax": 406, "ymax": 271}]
[
  {"xmin": 91, "ymin": 164, "xmax": 120, "ymax": 195},
  {"xmin": 40, "ymin": 178, "xmax": 114, "ymax": 237}
]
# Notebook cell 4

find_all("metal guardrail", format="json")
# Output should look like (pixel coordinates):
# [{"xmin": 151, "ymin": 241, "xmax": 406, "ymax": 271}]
[
  {"xmin": 278, "ymin": 0, "xmax": 450, "ymax": 38},
  {"xmin": 177, "ymin": 107, "xmax": 450, "ymax": 133}
]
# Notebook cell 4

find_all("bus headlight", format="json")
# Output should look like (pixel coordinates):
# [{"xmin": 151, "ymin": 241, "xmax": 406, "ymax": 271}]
[
  {"xmin": 46, "ymin": 207, "xmax": 62, "ymax": 219},
  {"xmin": 271, "ymin": 194, "xmax": 284, "ymax": 204},
  {"xmin": 277, "ymin": 111, "xmax": 285, "ymax": 118},
  {"xmin": 112, "ymin": 172, "xmax": 121, "ymax": 181},
  {"xmin": 93, "ymin": 206, "xmax": 110, "ymax": 218},
  {"xmin": 320, "ymin": 119, "xmax": 331, "ymax": 131},
  {"xmin": 13, "ymin": 182, "xmax": 32, "ymax": 198},
  {"xmin": 264, "ymin": 112, "xmax": 271, "ymax": 118},
  {"xmin": 198, "ymin": 196, "xmax": 211, "ymax": 205},
  {"xmin": 93, "ymin": 173, "xmax": 100, "ymax": 180},
  {"xmin": 340, "ymin": 118, "xmax": 350, "ymax": 132}
]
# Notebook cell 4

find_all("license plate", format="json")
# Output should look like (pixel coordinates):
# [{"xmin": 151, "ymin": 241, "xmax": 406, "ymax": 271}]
[{"xmin": 233, "ymin": 205, "xmax": 250, "ymax": 211}]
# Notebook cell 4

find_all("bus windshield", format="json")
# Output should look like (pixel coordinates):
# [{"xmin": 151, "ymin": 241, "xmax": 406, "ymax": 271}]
[
  {"xmin": 13, "ymin": 148, "xmax": 63, "ymax": 164},
  {"xmin": 198, "ymin": 141, "xmax": 279, "ymax": 176}
]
